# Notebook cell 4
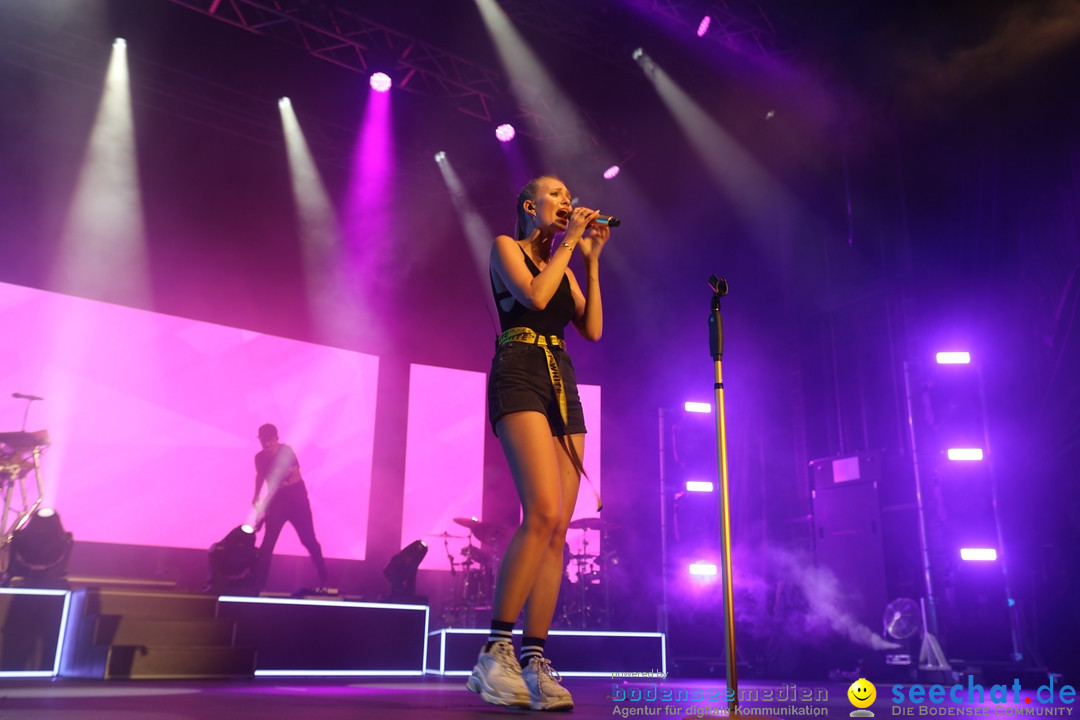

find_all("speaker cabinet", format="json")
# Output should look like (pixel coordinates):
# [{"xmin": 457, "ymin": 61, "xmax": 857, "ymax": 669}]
[{"xmin": 811, "ymin": 453, "xmax": 889, "ymax": 671}]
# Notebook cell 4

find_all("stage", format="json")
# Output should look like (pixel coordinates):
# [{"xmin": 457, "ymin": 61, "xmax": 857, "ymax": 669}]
[{"xmin": 1, "ymin": 586, "xmax": 1074, "ymax": 719}]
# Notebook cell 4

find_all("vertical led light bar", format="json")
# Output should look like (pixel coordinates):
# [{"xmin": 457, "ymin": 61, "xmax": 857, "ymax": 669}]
[{"xmin": 936, "ymin": 351, "xmax": 971, "ymax": 365}]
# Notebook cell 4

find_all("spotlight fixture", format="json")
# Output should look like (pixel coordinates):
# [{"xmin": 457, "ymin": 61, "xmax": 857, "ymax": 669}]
[
  {"xmin": 632, "ymin": 47, "xmax": 644, "ymax": 61},
  {"xmin": 683, "ymin": 401, "xmax": 711, "ymax": 413},
  {"xmin": 113, "ymin": 38, "xmax": 127, "ymax": 49},
  {"xmin": 603, "ymin": 165, "xmax": 620, "ymax": 180},
  {"xmin": 369, "ymin": 72, "xmax": 392, "ymax": 93},
  {"xmin": 947, "ymin": 448, "xmax": 983, "ymax": 461},
  {"xmin": 206, "ymin": 524, "xmax": 258, "ymax": 595},
  {"xmin": 696, "ymin": 16, "xmax": 711, "ymax": 37},
  {"xmin": 2, "ymin": 507, "xmax": 74, "ymax": 588},
  {"xmin": 382, "ymin": 539, "xmax": 428, "ymax": 601},
  {"xmin": 495, "ymin": 123, "xmax": 516, "ymax": 142},
  {"xmin": 434, "ymin": 151, "xmax": 447, "ymax": 163},
  {"xmin": 278, "ymin": 97, "xmax": 291, "ymax": 108},
  {"xmin": 960, "ymin": 547, "xmax": 997, "ymax": 561}
]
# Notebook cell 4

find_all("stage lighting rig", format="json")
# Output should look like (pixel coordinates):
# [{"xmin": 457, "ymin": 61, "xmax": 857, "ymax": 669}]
[
  {"xmin": 207, "ymin": 524, "xmax": 258, "ymax": 595},
  {"xmin": 1, "ymin": 507, "xmax": 73, "ymax": 588},
  {"xmin": 382, "ymin": 539, "xmax": 427, "ymax": 602}
]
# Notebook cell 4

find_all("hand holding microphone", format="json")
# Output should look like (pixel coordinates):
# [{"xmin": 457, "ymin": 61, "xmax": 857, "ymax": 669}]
[
  {"xmin": 556, "ymin": 209, "xmax": 621, "ymax": 227},
  {"xmin": 557, "ymin": 207, "xmax": 613, "ymax": 260}
]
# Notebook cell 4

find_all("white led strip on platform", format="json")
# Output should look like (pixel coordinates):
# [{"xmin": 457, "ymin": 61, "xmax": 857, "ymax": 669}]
[
  {"xmin": 218, "ymin": 595, "xmax": 429, "ymax": 677},
  {"xmin": 426, "ymin": 628, "xmax": 667, "ymax": 678},
  {"xmin": 0, "ymin": 588, "xmax": 71, "ymax": 678}
]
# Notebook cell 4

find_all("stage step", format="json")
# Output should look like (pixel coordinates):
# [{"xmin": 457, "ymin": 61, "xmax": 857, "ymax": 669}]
[
  {"xmin": 91, "ymin": 616, "xmax": 236, "ymax": 647},
  {"xmin": 78, "ymin": 588, "xmax": 219, "ymax": 619},
  {"xmin": 60, "ymin": 588, "xmax": 255, "ymax": 680},
  {"xmin": 103, "ymin": 645, "xmax": 256, "ymax": 680}
]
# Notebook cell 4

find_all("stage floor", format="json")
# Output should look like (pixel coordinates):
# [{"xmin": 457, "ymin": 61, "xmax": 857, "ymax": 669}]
[
  {"xmin": 1, "ymin": 676, "xmax": 1072, "ymax": 719},
  {"xmin": 0, "ymin": 677, "xmax": 804, "ymax": 719}
]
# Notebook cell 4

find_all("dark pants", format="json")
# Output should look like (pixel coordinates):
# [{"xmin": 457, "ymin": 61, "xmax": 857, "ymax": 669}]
[{"xmin": 256, "ymin": 482, "xmax": 328, "ymax": 589}]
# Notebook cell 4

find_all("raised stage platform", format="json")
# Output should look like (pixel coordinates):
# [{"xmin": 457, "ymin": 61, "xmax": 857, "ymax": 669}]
[
  {"xmin": 426, "ymin": 627, "xmax": 667, "ymax": 677},
  {"xmin": 1, "ymin": 587, "xmax": 666, "ymax": 680}
]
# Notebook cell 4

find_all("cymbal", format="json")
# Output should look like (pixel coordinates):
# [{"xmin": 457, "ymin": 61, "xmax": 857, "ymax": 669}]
[
  {"xmin": 430, "ymin": 531, "xmax": 467, "ymax": 539},
  {"xmin": 567, "ymin": 517, "xmax": 614, "ymax": 531},
  {"xmin": 453, "ymin": 517, "xmax": 513, "ymax": 545},
  {"xmin": 453, "ymin": 517, "xmax": 482, "ymax": 530}
]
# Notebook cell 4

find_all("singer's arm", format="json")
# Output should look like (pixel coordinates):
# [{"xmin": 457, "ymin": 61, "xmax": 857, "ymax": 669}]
[{"xmin": 491, "ymin": 234, "xmax": 577, "ymax": 311}]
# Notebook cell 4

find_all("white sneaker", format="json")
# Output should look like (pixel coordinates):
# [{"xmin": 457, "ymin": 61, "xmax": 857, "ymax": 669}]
[
  {"xmin": 466, "ymin": 640, "xmax": 531, "ymax": 708},
  {"xmin": 522, "ymin": 656, "xmax": 574, "ymax": 711}
]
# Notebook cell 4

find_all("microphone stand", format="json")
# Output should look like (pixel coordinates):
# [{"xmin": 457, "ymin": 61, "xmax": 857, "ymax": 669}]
[{"xmin": 708, "ymin": 274, "xmax": 739, "ymax": 716}]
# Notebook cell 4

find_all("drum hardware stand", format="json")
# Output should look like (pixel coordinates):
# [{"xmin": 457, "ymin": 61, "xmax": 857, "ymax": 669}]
[
  {"xmin": 439, "ymin": 517, "xmax": 509, "ymax": 627},
  {"xmin": 1, "ymin": 394, "xmax": 50, "ymax": 540}
]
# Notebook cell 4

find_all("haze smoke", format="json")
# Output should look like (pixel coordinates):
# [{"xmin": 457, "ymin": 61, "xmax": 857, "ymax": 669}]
[{"xmin": 731, "ymin": 545, "xmax": 901, "ymax": 652}]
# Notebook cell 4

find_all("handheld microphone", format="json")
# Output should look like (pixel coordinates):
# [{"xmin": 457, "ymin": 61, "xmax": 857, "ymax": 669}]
[
  {"xmin": 12, "ymin": 393, "xmax": 44, "ymax": 401},
  {"xmin": 555, "ymin": 210, "xmax": 621, "ymax": 227}
]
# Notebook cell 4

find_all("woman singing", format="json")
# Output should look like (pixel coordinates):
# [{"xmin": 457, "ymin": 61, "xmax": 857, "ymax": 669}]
[{"xmin": 467, "ymin": 176, "xmax": 609, "ymax": 711}]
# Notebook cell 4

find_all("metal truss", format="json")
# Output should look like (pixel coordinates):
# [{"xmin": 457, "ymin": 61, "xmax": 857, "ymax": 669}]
[
  {"xmin": 7, "ymin": 0, "xmax": 777, "ymax": 172},
  {"xmin": 498, "ymin": 0, "xmax": 779, "ymax": 65},
  {"xmin": 0, "ymin": 16, "xmax": 354, "ymax": 172},
  {"xmin": 644, "ymin": 0, "xmax": 778, "ymax": 57},
  {"xmin": 162, "ymin": 0, "xmax": 778, "ymax": 155},
  {"xmin": 163, "ymin": 0, "xmax": 578, "ymax": 144}
]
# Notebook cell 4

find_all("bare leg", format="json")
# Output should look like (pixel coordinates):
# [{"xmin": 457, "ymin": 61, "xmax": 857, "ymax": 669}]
[
  {"xmin": 523, "ymin": 434, "xmax": 583, "ymax": 638},
  {"xmin": 490, "ymin": 412, "xmax": 577, "ymax": 626}
]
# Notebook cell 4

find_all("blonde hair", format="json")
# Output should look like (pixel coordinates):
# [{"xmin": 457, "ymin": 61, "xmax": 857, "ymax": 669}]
[{"xmin": 514, "ymin": 175, "xmax": 562, "ymax": 239}]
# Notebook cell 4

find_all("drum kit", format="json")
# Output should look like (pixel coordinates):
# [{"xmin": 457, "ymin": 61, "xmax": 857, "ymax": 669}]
[
  {"xmin": 555, "ymin": 517, "xmax": 618, "ymax": 630},
  {"xmin": 436, "ymin": 514, "xmax": 619, "ymax": 630},
  {"xmin": 437, "ymin": 516, "xmax": 511, "ymax": 628}
]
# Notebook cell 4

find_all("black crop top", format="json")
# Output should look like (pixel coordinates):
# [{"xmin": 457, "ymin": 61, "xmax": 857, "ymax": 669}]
[{"xmin": 492, "ymin": 246, "xmax": 575, "ymax": 337}]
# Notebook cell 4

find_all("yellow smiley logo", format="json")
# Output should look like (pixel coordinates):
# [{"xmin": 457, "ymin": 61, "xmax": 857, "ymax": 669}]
[{"xmin": 848, "ymin": 678, "xmax": 877, "ymax": 709}]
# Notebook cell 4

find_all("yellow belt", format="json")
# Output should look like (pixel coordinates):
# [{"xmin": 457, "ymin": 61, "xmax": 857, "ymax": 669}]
[
  {"xmin": 498, "ymin": 326, "xmax": 568, "ymax": 428},
  {"xmin": 497, "ymin": 327, "xmax": 602, "ymax": 511}
]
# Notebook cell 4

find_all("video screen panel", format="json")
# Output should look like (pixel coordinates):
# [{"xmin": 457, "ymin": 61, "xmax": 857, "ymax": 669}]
[
  {"xmin": 400, "ymin": 363, "xmax": 487, "ymax": 572},
  {"xmin": 0, "ymin": 281, "xmax": 377, "ymax": 560}
]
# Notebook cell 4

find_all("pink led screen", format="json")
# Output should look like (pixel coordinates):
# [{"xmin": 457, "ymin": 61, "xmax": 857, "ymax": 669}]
[
  {"xmin": 400, "ymin": 364, "xmax": 488, "ymax": 571},
  {"xmin": 399, "ymin": 364, "xmax": 603, "ymax": 573},
  {"xmin": 564, "ymin": 383, "xmax": 603, "ymax": 577},
  {"xmin": 0, "ymin": 281, "xmax": 378, "ymax": 560}
]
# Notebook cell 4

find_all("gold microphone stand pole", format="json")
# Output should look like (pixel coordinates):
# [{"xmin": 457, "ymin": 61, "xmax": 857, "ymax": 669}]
[{"xmin": 708, "ymin": 274, "xmax": 739, "ymax": 716}]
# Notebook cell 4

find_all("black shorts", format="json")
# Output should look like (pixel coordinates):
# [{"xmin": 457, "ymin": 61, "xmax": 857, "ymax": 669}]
[{"xmin": 487, "ymin": 341, "xmax": 587, "ymax": 437}]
